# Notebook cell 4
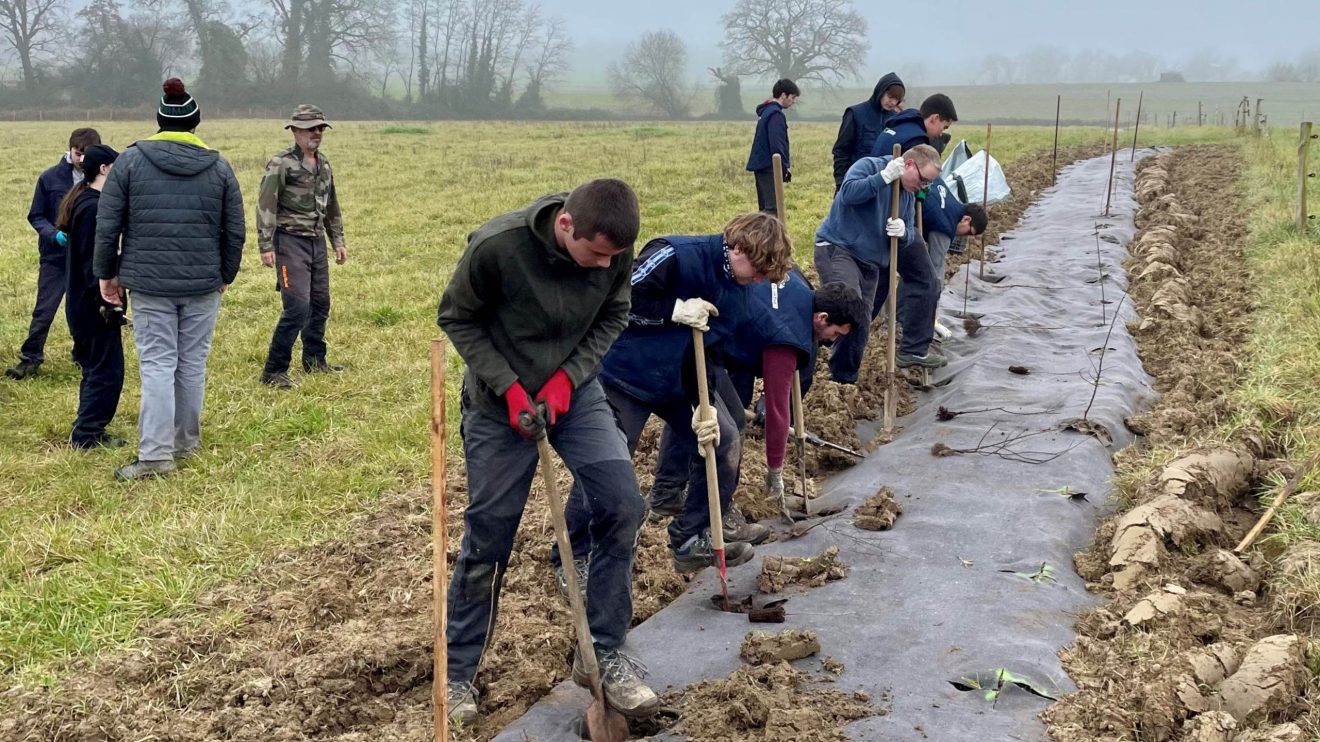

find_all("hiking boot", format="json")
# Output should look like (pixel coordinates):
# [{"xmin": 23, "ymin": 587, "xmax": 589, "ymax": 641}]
[
  {"xmin": 302, "ymin": 360, "xmax": 345, "ymax": 374},
  {"xmin": 173, "ymin": 447, "xmax": 201, "ymax": 460},
  {"xmin": 72, "ymin": 434, "xmax": 127, "ymax": 450},
  {"xmin": 553, "ymin": 557, "xmax": 590, "ymax": 605},
  {"xmin": 572, "ymin": 647, "xmax": 661, "ymax": 718},
  {"xmin": 261, "ymin": 371, "xmax": 297, "ymax": 389},
  {"xmin": 647, "ymin": 487, "xmax": 685, "ymax": 522},
  {"xmin": 896, "ymin": 351, "xmax": 948, "ymax": 369},
  {"xmin": 4, "ymin": 359, "xmax": 40, "ymax": 380},
  {"xmin": 722, "ymin": 508, "xmax": 770, "ymax": 545},
  {"xmin": 114, "ymin": 459, "xmax": 176, "ymax": 481},
  {"xmin": 447, "ymin": 681, "xmax": 478, "ymax": 726},
  {"xmin": 671, "ymin": 530, "xmax": 755, "ymax": 574}
]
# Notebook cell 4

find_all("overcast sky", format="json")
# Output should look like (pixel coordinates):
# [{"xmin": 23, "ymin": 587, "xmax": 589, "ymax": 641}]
[{"xmin": 560, "ymin": 0, "xmax": 1319, "ymax": 84}]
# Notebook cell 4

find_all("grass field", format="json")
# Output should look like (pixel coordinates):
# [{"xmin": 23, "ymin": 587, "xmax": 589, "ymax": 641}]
[{"xmin": 0, "ymin": 118, "xmax": 1248, "ymax": 686}]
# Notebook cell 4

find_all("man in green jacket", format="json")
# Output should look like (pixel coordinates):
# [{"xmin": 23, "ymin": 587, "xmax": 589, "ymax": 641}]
[{"xmin": 436, "ymin": 179, "xmax": 657, "ymax": 725}]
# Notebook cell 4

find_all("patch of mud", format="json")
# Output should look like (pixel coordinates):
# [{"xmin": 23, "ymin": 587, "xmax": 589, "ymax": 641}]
[
  {"xmin": 852, "ymin": 487, "xmax": 902, "ymax": 531},
  {"xmin": 1044, "ymin": 146, "xmax": 1320, "ymax": 741},
  {"xmin": 758, "ymin": 546, "xmax": 848, "ymax": 593},
  {"xmin": 740, "ymin": 629, "xmax": 821, "ymax": 665}
]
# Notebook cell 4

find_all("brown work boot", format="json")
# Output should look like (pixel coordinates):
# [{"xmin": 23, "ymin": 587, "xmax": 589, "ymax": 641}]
[
  {"xmin": 722, "ymin": 507, "xmax": 770, "ymax": 545},
  {"xmin": 572, "ymin": 647, "xmax": 660, "ymax": 718}
]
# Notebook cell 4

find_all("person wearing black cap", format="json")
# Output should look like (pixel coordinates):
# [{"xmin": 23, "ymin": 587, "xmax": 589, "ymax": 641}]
[
  {"xmin": 56, "ymin": 144, "xmax": 125, "ymax": 448},
  {"xmin": 94, "ymin": 78, "xmax": 245, "ymax": 480}
]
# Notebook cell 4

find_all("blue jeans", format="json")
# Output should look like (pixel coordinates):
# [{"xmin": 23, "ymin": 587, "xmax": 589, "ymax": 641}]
[{"xmin": 447, "ymin": 378, "xmax": 645, "ymax": 685}]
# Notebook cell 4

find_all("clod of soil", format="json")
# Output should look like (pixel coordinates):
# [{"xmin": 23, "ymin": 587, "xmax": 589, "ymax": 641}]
[
  {"xmin": 1186, "ymin": 548, "xmax": 1261, "ymax": 595},
  {"xmin": 1216, "ymin": 635, "xmax": 1305, "ymax": 724},
  {"xmin": 821, "ymin": 657, "xmax": 845, "ymax": 676},
  {"xmin": 1122, "ymin": 591, "xmax": 1184, "ymax": 628},
  {"xmin": 664, "ymin": 662, "xmax": 877, "ymax": 742},
  {"xmin": 852, "ymin": 487, "xmax": 902, "ymax": 531},
  {"xmin": 1180, "ymin": 711, "xmax": 1237, "ymax": 742},
  {"xmin": 1108, "ymin": 494, "xmax": 1224, "ymax": 592},
  {"xmin": 740, "ymin": 629, "xmax": 821, "ymax": 665},
  {"xmin": 1157, "ymin": 448, "xmax": 1256, "ymax": 510},
  {"xmin": 758, "ymin": 546, "xmax": 848, "ymax": 593},
  {"xmin": 1233, "ymin": 723, "xmax": 1307, "ymax": 742}
]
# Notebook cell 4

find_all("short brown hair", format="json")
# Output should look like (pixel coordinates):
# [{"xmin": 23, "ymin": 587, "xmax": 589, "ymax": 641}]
[
  {"xmin": 903, "ymin": 144, "xmax": 941, "ymax": 170},
  {"xmin": 68, "ymin": 127, "xmax": 101, "ymax": 150},
  {"xmin": 723, "ymin": 212, "xmax": 792, "ymax": 282},
  {"xmin": 564, "ymin": 178, "xmax": 640, "ymax": 250}
]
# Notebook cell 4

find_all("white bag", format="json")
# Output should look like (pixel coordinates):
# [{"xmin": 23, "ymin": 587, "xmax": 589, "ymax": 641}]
[{"xmin": 953, "ymin": 150, "xmax": 1012, "ymax": 206}]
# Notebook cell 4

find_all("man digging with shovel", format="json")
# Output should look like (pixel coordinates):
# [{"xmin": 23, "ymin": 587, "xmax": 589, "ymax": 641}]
[{"xmin": 437, "ymin": 179, "xmax": 658, "ymax": 728}]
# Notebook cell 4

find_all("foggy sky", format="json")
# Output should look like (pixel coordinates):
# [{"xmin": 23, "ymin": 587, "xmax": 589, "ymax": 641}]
[{"xmin": 561, "ymin": 0, "xmax": 1318, "ymax": 84}]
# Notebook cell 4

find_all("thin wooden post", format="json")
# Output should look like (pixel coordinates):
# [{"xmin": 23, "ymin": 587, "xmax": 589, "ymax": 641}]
[
  {"xmin": 772, "ymin": 154, "xmax": 787, "ymax": 223},
  {"xmin": 1104, "ymin": 99, "xmax": 1122, "ymax": 217},
  {"xmin": 978, "ymin": 123, "xmax": 991, "ymax": 279},
  {"xmin": 1130, "ymin": 91, "xmax": 1143, "ymax": 162},
  {"xmin": 883, "ymin": 143, "xmax": 902, "ymax": 433},
  {"xmin": 1051, "ymin": 95, "xmax": 1061, "ymax": 185},
  {"xmin": 1299, "ymin": 122, "xmax": 1314, "ymax": 231},
  {"xmin": 1255, "ymin": 98, "xmax": 1263, "ymax": 136},
  {"xmin": 430, "ymin": 339, "xmax": 449, "ymax": 742}
]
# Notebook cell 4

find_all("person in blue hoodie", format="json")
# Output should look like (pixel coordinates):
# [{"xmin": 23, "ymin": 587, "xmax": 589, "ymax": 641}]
[
  {"xmin": 815, "ymin": 144, "xmax": 943, "ymax": 383},
  {"xmin": 746, "ymin": 78, "xmax": 800, "ymax": 213},
  {"xmin": 831, "ymin": 72, "xmax": 905, "ymax": 192},
  {"xmin": 895, "ymin": 181, "xmax": 989, "ymax": 343},
  {"xmin": 871, "ymin": 93, "xmax": 958, "ymax": 158},
  {"xmin": 6, "ymin": 127, "xmax": 102, "ymax": 380}
]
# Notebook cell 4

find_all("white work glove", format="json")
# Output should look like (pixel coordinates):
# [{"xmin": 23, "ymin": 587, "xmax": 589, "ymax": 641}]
[
  {"xmin": 767, "ymin": 467, "xmax": 785, "ymax": 499},
  {"xmin": 880, "ymin": 157, "xmax": 906, "ymax": 184},
  {"xmin": 691, "ymin": 404, "xmax": 720, "ymax": 456},
  {"xmin": 886, "ymin": 218, "xmax": 906, "ymax": 238},
  {"xmin": 672, "ymin": 298, "xmax": 719, "ymax": 331}
]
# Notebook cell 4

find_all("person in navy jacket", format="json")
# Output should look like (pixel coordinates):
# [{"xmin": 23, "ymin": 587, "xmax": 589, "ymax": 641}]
[
  {"xmin": 746, "ymin": 78, "xmax": 800, "ymax": 213},
  {"xmin": 6, "ymin": 127, "xmax": 102, "ymax": 380},
  {"xmin": 871, "ymin": 93, "xmax": 958, "ymax": 158},
  {"xmin": 831, "ymin": 72, "xmax": 906, "ymax": 192},
  {"xmin": 896, "ymin": 180, "xmax": 989, "ymax": 343}
]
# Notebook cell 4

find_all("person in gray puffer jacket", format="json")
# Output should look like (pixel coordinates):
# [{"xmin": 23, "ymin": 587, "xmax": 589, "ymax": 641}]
[{"xmin": 93, "ymin": 78, "xmax": 245, "ymax": 481}]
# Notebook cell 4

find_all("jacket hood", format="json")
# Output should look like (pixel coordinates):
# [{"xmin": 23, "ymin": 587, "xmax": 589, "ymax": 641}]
[
  {"xmin": 135, "ymin": 139, "xmax": 220, "ymax": 177},
  {"xmin": 869, "ymin": 72, "xmax": 905, "ymax": 111},
  {"xmin": 525, "ymin": 192, "xmax": 571, "ymax": 263},
  {"xmin": 755, "ymin": 100, "xmax": 783, "ymax": 116},
  {"xmin": 887, "ymin": 107, "xmax": 926, "ymax": 130}
]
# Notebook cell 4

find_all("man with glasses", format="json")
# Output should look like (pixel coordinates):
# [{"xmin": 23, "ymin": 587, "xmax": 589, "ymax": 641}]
[
  {"xmin": 813, "ymin": 144, "xmax": 944, "ymax": 383},
  {"xmin": 257, "ymin": 104, "xmax": 348, "ymax": 389}
]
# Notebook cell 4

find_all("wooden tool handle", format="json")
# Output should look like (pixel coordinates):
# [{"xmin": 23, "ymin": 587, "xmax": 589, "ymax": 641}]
[
  {"xmin": 691, "ymin": 328, "xmax": 725, "ymax": 551},
  {"xmin": 884, "ymin": 143, "xmax": 902, "ymax": 431},
  {"xmin": 430, "ymin": 339, "xmax": 449, "ymax": 742},
  {"xmin": 772, "ymin": 153, "xmax": 787, "ymax": 223}
]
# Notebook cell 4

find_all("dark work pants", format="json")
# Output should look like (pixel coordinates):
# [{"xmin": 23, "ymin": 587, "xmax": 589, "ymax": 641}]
[
  {"xmin": 19, "ymin": 257, "xmax": 68, "ymax": 364},
  {"xmin": 870, "ymin": 238, "xmax": 939, "ymax": 356},
  {"xmin": 650, "ymin": 367, "xmax": 749, "ymax": 505},
  {"xmin": 447, "ymin": 378, "xmax": 645, "ymax": 684},
  {"xmin": 754, "ymin": 169, "xmax": 777, "ymax": 213},
  {"xmin": 263, "ymin": 231, "xmax": 331, "ymax": 374},
  {"xmin": 66, "ymin": 297, "xmax": 123, "ymax": 446},
  {"xmin": 814, "ymin": 241, "xmax": 881, "ymax": 384}
]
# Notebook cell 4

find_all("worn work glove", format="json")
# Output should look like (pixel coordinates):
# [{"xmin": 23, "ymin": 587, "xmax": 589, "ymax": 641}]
[
  {"xmin": 691, "ymin": 404, "xmax": 720, "ymax": 456},
  {"xmin": 767, "ymin": 467, "xmax": 785, "ymax": 499},
  {"xmin": 534, "ymin": 369, "xmax": 573, "ymax": 425},
  {"xmin": 886, "ymin": 218, "xmax": 906, "ymax": 238},
  {"xmin": 880, "ymin": 157, "xmax": 906, "ymax": 184},
  {"xmin": 55, "ymin": 230, "xmax": 68, "ymax": 248},
  {"xmin": 672, "ymin": 298, "xmax": 719, "ymax": 332},
  {"xmin": 503, "ymin": 381, "xmax": 541, "ymax": 439}
]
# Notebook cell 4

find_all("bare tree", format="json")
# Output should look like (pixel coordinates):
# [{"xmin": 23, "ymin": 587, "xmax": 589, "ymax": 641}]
[
  {"xmin": 708, "ymin": 65, "xmax": 742, "ymax": 118},
  {"xmin": 517, "ymin": 14, "xmax": 571, "ymax": 112},
  {"xmin": 0, "ymin": 0, "xmax": 64, "ymax": 96},
  {"xmin": 608, "ymin": 29, "xmax": 691, "ymax": 119},
  {"xmin": 719, "ymin": 0, "xmax": 867, "ymax": 86},
  {"xmin": 266, "ymin": 0, "xmax": 395, "ymax": 91}
]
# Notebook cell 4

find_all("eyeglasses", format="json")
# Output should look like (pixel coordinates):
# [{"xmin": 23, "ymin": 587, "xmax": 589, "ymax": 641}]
[{"xmin": 918, "ymin": 169, "xmax": 940, "ymax": 188}]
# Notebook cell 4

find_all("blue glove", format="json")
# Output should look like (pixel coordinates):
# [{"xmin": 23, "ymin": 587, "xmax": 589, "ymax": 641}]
[{"xmin": 55, "ymin": 230, "xmax": 68, "ymax": 247}]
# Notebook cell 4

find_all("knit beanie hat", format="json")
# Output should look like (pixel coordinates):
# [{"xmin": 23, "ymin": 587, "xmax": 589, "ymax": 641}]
[{"xmin": 157, "ymin": 78, "xmax": 201, "ymax": 132}]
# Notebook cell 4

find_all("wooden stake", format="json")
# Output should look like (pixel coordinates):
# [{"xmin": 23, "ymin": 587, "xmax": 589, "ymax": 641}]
[
  {"xmin": 883, "ymin": 143, "xmax": 902, "ymax": 433},
  {"xmin": 430, "ymin": 339, "xmax": 449, "ymax": 742},
  {"xmin": 1234, "ymin": 454, "xmax": 1319, "ymax": 553},
  {"xmin": 1104, "ymin": 99, "xmax": 1122, "ymax": 217},
  {"xmin": 978, "ymin": 123, "xmax": 991, "ymax": 279},
  {"xmin": 791, "ymin": 370, "xmax": 809, "ymax": 516},
  {"xmin": 772, "ymin": 154, "xmax": 787, "ymax": 223},
  {"xmin": 1130, "ymin": 91, "xmax": 1143, "ymax": 162},
  {"xmin": 1299, "ymin": 122, "xmax": 1313, "ymax": 231},
  {"xmin": 1052, "ymin": 95, "xmax": 1061, "ymax": 185}
]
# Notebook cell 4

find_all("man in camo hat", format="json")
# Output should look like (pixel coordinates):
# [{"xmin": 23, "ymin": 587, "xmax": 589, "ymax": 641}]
[{"xmin": 256, "ymin": 104, "xmax": 348, "ymax": 389}]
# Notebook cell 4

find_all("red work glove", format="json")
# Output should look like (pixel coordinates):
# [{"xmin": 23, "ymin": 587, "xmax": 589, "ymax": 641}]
[
  {"xmin": 534, "ymin": 369, "xmax": 574, "ymax": 425},
  {"xmin": 503, "ymin": 381, "xmax": 539, "ymax": 438}
]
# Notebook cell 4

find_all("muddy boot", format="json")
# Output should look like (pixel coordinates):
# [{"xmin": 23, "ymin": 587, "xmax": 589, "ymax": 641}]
[
  {"xmin": 302, "ymin": 360, "xmax": 345, "ymax": 374},
  {"xmin": 4, "ymin": 359, "xmax": 40, "ymax": 380},
  {"xmin": 896, "ymin": 351, "xmax": 947, "ymax": 369},
  {"xmin": 447, "ymin": 681, "xmax": 478, "ymax": 726},
  {"xmin": 647, "ymin": 486, "xmax": 685, "ymax": 522},
  {"xmin": 260, "ymin": 371, "xmax": 297, "ymax": 389},
  {"xmin": 722, "ymin": 508, "xmax": 770, "ymax": 545},
  {"xmin": 572, "ymin": 647, "xmax": 660, "ymax": 719},
  {"xmin": 114, "ymin": 459, "xmax": 177, "ymax": 481},
  {"xmin": 671, "ymin": 530, "xmax": 754, "ymax": 574},
  {"xmin": 553, "ymin": 556, "xmax": 590, "ymax": 605}
]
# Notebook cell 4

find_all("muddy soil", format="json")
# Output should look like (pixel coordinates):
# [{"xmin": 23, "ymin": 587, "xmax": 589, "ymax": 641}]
[
  {"xmin": 1043, "ymin": 145, "xmax": 1320, "ymax": 741},
  {"xmin": 0, "ymin": 146, "xmax": 1099, "ymax": 742}
]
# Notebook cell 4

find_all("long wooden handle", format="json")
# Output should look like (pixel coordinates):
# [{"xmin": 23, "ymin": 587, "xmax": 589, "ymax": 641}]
[
  {"xmin": 430, "ymin": 339, "xmax": 449, "ymax": 742},
  {"xmin": 772, "ymin": 153, "xmax": 787, "ymax": 223},
  {"xmin": 691, "ymin": 328, "xmax": 725, "ymax": 551},
  {"xmin": 884, "ymin": 143, "xmax": 902, "ymax": 432},
  {"xmin": 537, "ymin": 436, "xmax": 604, "ymax": 693},
  {"xmin": 1235, "ymin": 454, "xmax": 1319, "ymax": 553}
]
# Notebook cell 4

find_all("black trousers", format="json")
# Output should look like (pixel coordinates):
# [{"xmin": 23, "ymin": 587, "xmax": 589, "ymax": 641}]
[
  {"xmin": 754, "ymin": 169, "xmax": 778, "ymax": 213},
  {"xmin": 66, "ymin": 295, "xmax": 124, "ymax": 446},
  {"xmin": 19, "ymin": 257, "xmax": 68, "ymax": 364},
  {"xmin": 263, "ymin": 231, "xmax": 331, "ymax": 374}
]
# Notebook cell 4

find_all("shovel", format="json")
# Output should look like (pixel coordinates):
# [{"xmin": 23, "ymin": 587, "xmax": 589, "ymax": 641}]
[
  {"xmin": 883, "ymin": 143, "xmax": 902, "ymax": 432},
  {"xmin": 691, "ymin": 328, "xmax": 731, "ymax": 611},
  {"xmin": 525, "ymin": 407, "xmax": 629, "ymax": 742}
]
